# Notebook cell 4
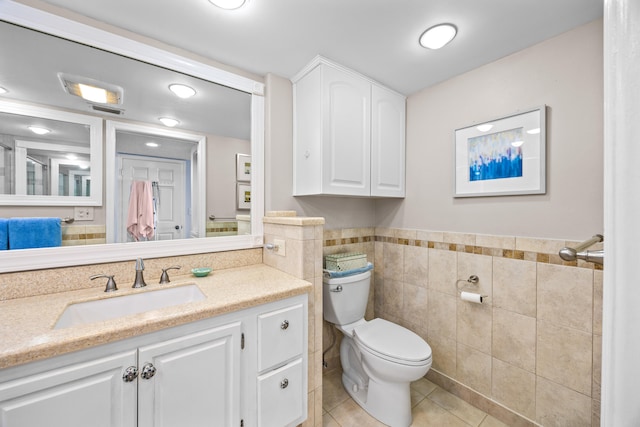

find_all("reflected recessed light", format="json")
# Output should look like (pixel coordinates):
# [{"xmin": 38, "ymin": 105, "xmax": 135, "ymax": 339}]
[
  {"xmin": 419, "ymin": 23, "xmax": 457, "ymax": 50},
  {"xmin": 0, "ymin": 87, "xmax": 8, "ymax": 94},
  {"xmin": 476, "ymin": 124, "xmax": 494, "ymax": 132},
  {"xmin": 169, "ymin": 84, "xmax": 196, "ymax": 99},
  {"xmin": 66, "ymin": 154, "xmax": 77, "ymax": 160},
  {"xmin": 146, "ymin": 142, "xmax": 159, "ymax": 148},
  {"xmin": 511, "ymin": 140, "xmax": 524, "ymax": 147},
  {"xmin": 526, "ymin": 128, "xmax": 541, "ymax": 135},
  {"xmin": 208, "ymin": 0, "xmax": 247, "ymax": 9},
  {"xmin": 159, "ymin": 117, "xmax": 180, "ymax": 127},
  {"xmin": 28, "ymin": 126, "xmax": 50, "ymax": 135},
  {"xmin": 79, "ymin": 164, "xmax": 89, "ymax": 169}
]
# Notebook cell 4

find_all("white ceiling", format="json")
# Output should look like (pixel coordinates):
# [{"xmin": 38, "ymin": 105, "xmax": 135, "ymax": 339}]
[{"xmin": 38, "ymin": 0, "xmax": 603, "ymax": 95}]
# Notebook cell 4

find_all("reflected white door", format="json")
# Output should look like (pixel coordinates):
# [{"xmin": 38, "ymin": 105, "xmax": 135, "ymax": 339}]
[{"xmin": 119, "ymin": 156, "xmax": 186, "ymax": 242}]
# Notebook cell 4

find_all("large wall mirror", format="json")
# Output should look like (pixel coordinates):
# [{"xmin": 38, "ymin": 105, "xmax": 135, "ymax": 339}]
[{"xmin": 0, "ymin": 2, "xmax": 265, "ymax": 272}]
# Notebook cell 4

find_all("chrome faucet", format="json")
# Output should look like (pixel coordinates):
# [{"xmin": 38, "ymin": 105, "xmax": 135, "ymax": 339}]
[
  {"xmin": 91, "ymin": 274, "xmax": 118, "ymax": 292},
  {"xmin": 160, "ymin": 265, "xmax": 181, "ymax": 284},
  {"xmin": 132, "ymin": 258, "xmax": 147, "ymax": 288}
]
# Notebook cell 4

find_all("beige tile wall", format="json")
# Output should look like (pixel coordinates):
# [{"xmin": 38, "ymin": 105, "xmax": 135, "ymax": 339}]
[
  {"xmin": 263, "ymin": 214, "xmax": 325, "ymax": 427},
  {"xmin": 324, "ymin": 227, "xmax": 603, "ymax": 427},
  {"xmin": 61, "ymin": 224, "xmax": 106, "ymax": 246}
]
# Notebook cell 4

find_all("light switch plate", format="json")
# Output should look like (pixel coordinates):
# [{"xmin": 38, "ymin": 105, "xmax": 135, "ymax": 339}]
[{"xmin": 74, "ymin": 206, "xmax": 94, "ymax": 221}]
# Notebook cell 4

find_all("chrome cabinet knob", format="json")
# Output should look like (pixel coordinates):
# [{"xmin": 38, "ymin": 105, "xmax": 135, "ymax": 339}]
[
  {"xmin": 141, "ymin": 363, "xmax": 157, "ymax": 380},
  {"xmin": 280, "ymin": 378, "xmax": 289, "ymax": 389},
  {"xmin": 122, "ymin": 366, "xmax": 139, "ymax": 382},
  {"xmin": 281, "ymin": 320, "xmax": 289, "ymax": 330}
]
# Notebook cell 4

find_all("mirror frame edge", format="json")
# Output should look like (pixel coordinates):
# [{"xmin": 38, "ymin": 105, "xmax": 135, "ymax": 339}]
[{"xmin": 0, "ymin": 0, "xmax": 265, "ymax": 273}]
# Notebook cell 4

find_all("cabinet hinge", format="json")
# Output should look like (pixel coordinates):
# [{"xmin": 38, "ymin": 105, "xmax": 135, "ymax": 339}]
[
  {"xmin": 241, "ymin": 419, "xmax": 244, "ymax": 427},
  {"xmin": 241, "ymin": 333, "xmax": 245, "ymax": 350}
]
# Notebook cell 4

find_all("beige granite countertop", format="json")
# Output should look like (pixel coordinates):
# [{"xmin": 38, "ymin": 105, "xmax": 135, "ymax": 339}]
[{"xmin": 0, "ymin": 264, "xmax": 312, "ymax": 370}]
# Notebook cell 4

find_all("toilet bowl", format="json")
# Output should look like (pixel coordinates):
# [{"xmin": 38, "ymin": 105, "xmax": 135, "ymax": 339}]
[{"xmin": 323, "ymin": 270, "xmax": 432, "ymax": 427}]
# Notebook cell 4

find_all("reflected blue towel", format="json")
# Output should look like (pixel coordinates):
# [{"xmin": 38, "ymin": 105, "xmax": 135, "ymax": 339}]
[
  {"xmin": 8, "ymin": 217, "xmax": 62, "ymax": 250},
  {"xmin": 323, "ymin": 262, "xmax": 374, "ymax": 278},
  {"xmin": 0, "ymin": 218, "xmax": 7, "ymax": 250}
]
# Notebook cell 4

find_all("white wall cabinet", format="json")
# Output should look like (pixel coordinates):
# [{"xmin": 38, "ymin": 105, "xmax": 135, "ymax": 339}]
[
  {"xmin": 293, "ymin": 56, "xmax": 406, "ymax": 198},
  {"xmin": 0, "ymin": 295, "xmax": 307, "ymax": 427}
]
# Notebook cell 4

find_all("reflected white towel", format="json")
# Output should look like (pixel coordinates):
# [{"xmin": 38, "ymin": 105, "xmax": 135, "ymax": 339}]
[{"xmin": 127, "ymin": 181, "xmax": 155, "ymax": 241}]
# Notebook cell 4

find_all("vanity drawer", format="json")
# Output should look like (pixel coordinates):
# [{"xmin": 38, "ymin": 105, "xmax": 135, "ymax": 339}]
[
  {"xmin": 257, "ymin": 358, "xmax": 304, "ymax": 427},
  {"xmin": 257, "ymin": 303, "xmax": 304, "ymax": 372}
]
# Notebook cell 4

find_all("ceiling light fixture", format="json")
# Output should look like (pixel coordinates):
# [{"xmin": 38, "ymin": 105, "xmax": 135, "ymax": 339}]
[
  {"xmin": 159, "ymin": 117, "xmax": 180, "ymax": 127},
  {"xmin": 526, "ymin": 128, "xmax": 541, "ymax": 135},
  {"xmin": 168, "ymin": 84, "xmax": 196, "ymax": 99},
  {"xmin": 58, "ymin": 73, "xmax": 123, "ymax": 105},
  {"xmin": 419, "ymin": 23, "xmax": 457, "ymax": 50},
  {"xmin": 28, "ymin": 126, "xmax": 50, "ymax": 135},
  {"xmin": 208, "ymin": 0, "xmax": 247, "ymax": 10},
  {"xmin": 476, "ymin": 124, "xmax": 493, "ymax": 132},
  {"xmin": 146, "ymin": 142, "xmax": 159, "ymax": 148}
]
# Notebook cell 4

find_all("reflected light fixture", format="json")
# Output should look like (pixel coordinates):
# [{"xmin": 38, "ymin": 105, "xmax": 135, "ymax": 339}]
[
  {"xmin": 0, "ymin": 86, "xmax": 7, "ymax": 94},
  {"xmin": 28, "ymin": 126, "xmax": 50, "ymax": 135},
  {"xmin": 511, "ymin": 140, "xmax": 524, "ymax": 147},
  {"xmin": 146, "ymin": 142, "xmax": 159, "ymax": 148},
  {"xmin": 208, "ymin": 0, "xmax": 247, "ymax": 10},
  {"xmin": 419, "ymin": 23, "xmax": 457, "ymax": 50},
  {"xmin": 159, "ymin": 117, "xmax": 180, "ymax": 127},
  {"xmin": 526, "ymin": 128, "xmax": 541, "ymax": 135},
  {"xmin": 169, "ymin": 84, "xmax": 196, "ymax": 99},
  {"xmin": 476, "ymin": 124, "xmax": 494, "ymax": 132},
  {"xmin": 66, "ymin": 154, "xmax": 77, "ymax": 160}
]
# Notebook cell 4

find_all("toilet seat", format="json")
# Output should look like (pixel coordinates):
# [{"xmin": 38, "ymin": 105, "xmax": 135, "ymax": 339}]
[{"xmin": 354, "ymin": 318, "xmax": 432, "ymax": 366}]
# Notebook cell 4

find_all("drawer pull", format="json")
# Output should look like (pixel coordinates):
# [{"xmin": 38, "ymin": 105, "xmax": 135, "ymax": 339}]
[
  {"xmin": 122, "ymin": 366, "xmax": 139, "ymax": 382},
  {"xmin": 141, "ymin": 363, "xmax": 157, "ymax": 380},
  {"xmin": 281, "ymin": 320, "xmax": 289, "ymax": 330},
  {"xmin": 280, "ymin": 378, "xmax": 289, "ymax": 389}
]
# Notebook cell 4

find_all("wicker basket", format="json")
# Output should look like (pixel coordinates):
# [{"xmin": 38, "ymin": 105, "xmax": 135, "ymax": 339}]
[{"xmin": 324, "ymin": 253, "xmax": 367, "ymax": 271}]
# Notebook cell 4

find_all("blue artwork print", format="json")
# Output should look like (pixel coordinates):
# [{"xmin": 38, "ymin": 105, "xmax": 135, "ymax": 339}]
[{"xmin": 468, "ymin": 128, "xmax": 523, "ymax": 181}]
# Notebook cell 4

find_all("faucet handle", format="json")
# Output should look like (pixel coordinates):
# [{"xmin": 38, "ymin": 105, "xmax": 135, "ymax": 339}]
[
  {"xmin": 90, "ymin": 274, "xmax": 118, "ymax": 292},
  {"xmin": 160, "ymin": 266, "xmax": 181, "ymax": 284}
]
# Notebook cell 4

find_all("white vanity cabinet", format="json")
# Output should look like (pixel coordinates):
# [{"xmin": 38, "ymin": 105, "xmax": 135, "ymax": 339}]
[
  {"xmin": 292, "ymin": 55, "xmax": 406, "ymax": 198},
  {"xmin": 0, "ymin": 294, "xmax": 307, "ymax": 427}
]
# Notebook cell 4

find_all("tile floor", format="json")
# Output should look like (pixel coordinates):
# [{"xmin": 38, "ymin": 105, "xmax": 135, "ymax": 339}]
[{"xmin": 322, "ymin": 370, "xmax": 509, "ymax": 427}]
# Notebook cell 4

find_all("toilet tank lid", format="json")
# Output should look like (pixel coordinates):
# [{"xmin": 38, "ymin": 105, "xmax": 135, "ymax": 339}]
[{"xmin": 354, "ymin": 318, "xmax": 431, "ymax": 363}]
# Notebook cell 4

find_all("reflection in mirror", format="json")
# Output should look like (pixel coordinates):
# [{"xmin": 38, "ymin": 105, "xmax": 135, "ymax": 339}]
[
  {"xmin": 0, "ymin": 100, "xmax": 102, "ymax": 206},
  {"xmin": 0, "ymin": 4, "xmax": 264, "ymax": 272}
]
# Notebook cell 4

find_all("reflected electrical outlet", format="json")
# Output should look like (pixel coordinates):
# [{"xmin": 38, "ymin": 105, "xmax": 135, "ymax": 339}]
[{"xmin": 74, "ymin": 206, "xmax": 94, "ymax": 221}]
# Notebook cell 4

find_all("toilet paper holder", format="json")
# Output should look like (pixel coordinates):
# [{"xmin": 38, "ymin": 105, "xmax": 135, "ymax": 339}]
[{"xmin": 456, "ymin": 275, "xmax": 488, "ymax": 299}]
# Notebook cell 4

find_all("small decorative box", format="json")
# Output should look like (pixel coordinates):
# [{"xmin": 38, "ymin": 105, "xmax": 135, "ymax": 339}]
[{"xmin": 324, "ymin": 252, "xmax": 367, "ymax": 271}]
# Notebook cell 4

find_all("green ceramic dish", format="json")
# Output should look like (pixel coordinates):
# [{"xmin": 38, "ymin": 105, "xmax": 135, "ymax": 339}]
[{"xmin": 191, "ymin": 267, "xmax": 212, "ymax": 277}]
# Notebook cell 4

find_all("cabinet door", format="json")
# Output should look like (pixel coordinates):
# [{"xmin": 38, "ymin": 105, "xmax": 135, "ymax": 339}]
[
  {"xmin": 137, "ymin": 321, "xmax": 242, "ymax": 427},
  {"xmin": 322, "ymin": 65, "xmax": 371, "ymax": 196},
  {"xmin": 371, "ymin": 84, "xmax": 406, "ymax": 197},
  {"xmin": 0, "ymin": 350, "xmax": 137, "ymax": 427}
]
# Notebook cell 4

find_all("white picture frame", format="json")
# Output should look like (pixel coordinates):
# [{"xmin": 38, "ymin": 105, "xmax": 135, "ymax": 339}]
[
  {"xmin": 454, "ymin": 106, "xmax": 546, "ymax": 197},
  {"xmin": 236, "ymin": 153, "xmax": 251, "ymax": 182},
  {"xmin": 237, "ymin": 182, "xmax": 251, "ymax": 210}
]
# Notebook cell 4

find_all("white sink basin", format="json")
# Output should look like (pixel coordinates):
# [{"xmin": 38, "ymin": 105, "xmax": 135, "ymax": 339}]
[{"xmin": 55, "ymin": 284, "xmax": 206, "ymax": 329}]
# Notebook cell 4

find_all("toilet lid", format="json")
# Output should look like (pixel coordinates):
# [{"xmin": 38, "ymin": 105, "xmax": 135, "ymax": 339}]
[{"xmin": 354, "ymin": 318, "xmax": 431, "ymax": 364}]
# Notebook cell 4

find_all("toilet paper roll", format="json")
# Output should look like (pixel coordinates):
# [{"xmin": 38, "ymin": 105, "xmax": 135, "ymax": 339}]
[{"xmin": 460, "ymin": 291, "xmax": 483, "ymax": 304}]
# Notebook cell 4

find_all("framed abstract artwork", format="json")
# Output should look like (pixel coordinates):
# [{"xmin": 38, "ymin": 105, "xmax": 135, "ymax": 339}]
[{"xmin": 454, "ymin": 106, "xmax": 546, "ymax": 197}]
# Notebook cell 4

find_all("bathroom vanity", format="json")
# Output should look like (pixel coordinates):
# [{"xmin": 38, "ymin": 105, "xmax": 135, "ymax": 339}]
[{"xmin": 0, "ymin": 264, "xmax": 310, "ymax": 427}]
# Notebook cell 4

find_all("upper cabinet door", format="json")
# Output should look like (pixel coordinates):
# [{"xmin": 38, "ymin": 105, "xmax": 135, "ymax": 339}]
[
  {"xmin": 292, "ymin": 56, "xmax": 405, "ymax": 197},
  {"xmin": 322, "ymin": 65, "xmax": 372, "ymax": 196},
  {"xmin": 371, "ymin": 84, "xmax": 406, "ymax": 197}
]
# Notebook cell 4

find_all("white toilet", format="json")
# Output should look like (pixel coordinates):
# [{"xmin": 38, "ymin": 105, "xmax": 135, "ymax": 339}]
[{"xmin": 323, "ymin": 270, "xmax": 432, "ymax": 427}]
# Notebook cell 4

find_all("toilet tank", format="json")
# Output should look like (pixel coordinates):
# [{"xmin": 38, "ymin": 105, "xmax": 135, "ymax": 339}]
[{"xmin": 323, "ymin": 270, "xmax": 371, "ymax": 325}]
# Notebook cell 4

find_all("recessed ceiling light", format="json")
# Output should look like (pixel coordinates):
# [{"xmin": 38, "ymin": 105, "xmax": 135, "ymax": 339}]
[
  {"xmin": 0, "ymin": 87, "xmax": 8, "ymax": 94},
  {"xmin": 526, "ymin": 128, "xmax": 541, "ymax": 135},
  {"xmin": 208, "ymin": 0, "xmax": 247, "ymax": 10},
  {"xmin": 476, "ymin": 124, "xmax": 494, "ymax": 132},
  {"xmin": 146, "ymin": 142, "xmax": 159, "ymax": 148},
  {"xmin": 159, "ymin": 117, "xmax": 180, "ymax": 127},
  {"xmin": 28, "ymin": 126, "xmax": 50, "ymax": 135},
  {"xmin": 419, "ymin": 24, "xmax": 457, "ymax": 50},
  {"xmin": 511, "ymin": 140, "xmax": 524, "ymax": 147},
  {"xmin": 169, "ymin": 84, "xmax": 196, "ymax": 99}
]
